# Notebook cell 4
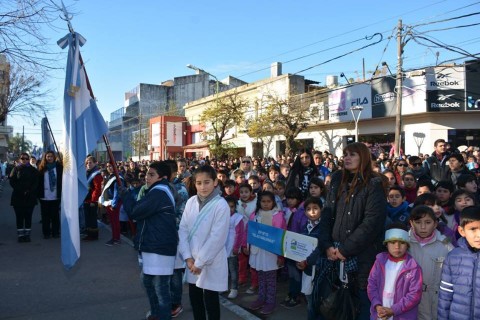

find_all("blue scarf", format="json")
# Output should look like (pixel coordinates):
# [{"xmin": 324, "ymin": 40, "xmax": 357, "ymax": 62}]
[
  {"xmin": 47, "ymin": 163, "xmax": 56, "ymax": 192},
  {"xmin": 386, "ymin": 201, "xmax": 410, "ymax": 224}
]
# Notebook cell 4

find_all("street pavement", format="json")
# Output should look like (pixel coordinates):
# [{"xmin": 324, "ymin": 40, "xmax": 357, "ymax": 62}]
[{"xmin": 0, "ymin": 179, "xmax": 307, "ymax": 320}]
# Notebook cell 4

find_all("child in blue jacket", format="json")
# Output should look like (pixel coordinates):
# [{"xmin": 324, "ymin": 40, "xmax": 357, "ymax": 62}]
[{"xmin": 438, "ymin": 205, "xmax": 480, "ymax": 320}]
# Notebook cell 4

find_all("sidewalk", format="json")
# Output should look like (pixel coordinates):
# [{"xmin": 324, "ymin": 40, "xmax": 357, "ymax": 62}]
[{"xmin": 0, "ymin": 180, "xmax": 306, "ymax": 319}]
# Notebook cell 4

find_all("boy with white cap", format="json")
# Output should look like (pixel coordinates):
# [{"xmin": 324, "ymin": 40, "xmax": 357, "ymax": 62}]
[{"xmin": 367, "ymin": 223, "xmax": 423, "ymax": 320}]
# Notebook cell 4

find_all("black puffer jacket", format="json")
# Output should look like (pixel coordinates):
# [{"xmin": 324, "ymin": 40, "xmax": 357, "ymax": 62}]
[
  {"xmin": 318, "ymin": 170, "xmax": 387, "ymax": 289},
  {"xmin": 10, "ymin": 164, "xmax": 39, "ymax": 207},
  {"xmin": 121, "ymin": 179, "xmax": 178, "ymax": 256},
  {"xmin": 424, "ymin": 151, "xmax": 450, "ymax": 185}
]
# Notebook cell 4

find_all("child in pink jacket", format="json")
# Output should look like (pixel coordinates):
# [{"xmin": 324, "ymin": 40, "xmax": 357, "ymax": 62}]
[
  {"xmin": 367, "ymin": 223, "xmax": 423, "ymax": 320},
  {"xmin": 225, "ymin": 196, "xmax": 246, "ymax": 299}
]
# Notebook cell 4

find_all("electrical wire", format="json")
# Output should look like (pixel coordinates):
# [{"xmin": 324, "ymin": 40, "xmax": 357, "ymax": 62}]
[
  {"xmin": 231, "ymin": 0, "xmax": 451, "ymax": 80},
  {"xmin": 411, "ymin": 11, "xmax": 480, "ymax": 28},
  {"xmin": 370, "ymin": 27, "xmax": 397, "ymax": 80},
  {"xmin": 410, "ymin": 33, "xmax": 480, "ymax": 60},
  {"xmin": 293, "ymin": 33, "xmax": 384, "ymax": 75}
]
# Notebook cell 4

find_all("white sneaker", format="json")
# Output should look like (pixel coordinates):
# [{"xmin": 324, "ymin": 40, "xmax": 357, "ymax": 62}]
[{"xmin": 228, "ymin": 289, "xmax": 238, "ymax": 299}]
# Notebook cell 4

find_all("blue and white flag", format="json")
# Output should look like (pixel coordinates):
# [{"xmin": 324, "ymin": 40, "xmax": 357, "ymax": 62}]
[
  {"xmin": 41, "ymin": 117, "xmax": 55, "ymax": 152},
  {"xmin": 58, "ymin": 32, "xmax": 108, "ymax": 269}
]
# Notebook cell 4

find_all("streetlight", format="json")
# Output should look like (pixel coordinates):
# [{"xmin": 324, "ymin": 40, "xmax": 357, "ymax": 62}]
[
  {"xmin": 186, "ymin": 64, "xmax": 219, "ymax": 95},
  {"xmin": 350, "ymin": 106, "xmax": 363, "ymax": 143}
]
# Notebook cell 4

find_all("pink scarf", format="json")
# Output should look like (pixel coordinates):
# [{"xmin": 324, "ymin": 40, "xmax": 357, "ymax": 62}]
[{"xmin": 412, "ymin": 229, "xmax": 436, "ymax": 245}]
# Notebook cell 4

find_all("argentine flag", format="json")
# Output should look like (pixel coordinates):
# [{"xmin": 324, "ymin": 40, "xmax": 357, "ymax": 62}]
[{"xmin": 58, "ymin": 32, "xmax": 108, "ymax": 269}]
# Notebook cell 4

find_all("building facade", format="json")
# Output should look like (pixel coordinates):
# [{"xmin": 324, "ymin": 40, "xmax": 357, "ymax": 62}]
[{"xmin": 184, "ymin": 60, "xmax": 480, "ymax": 159}]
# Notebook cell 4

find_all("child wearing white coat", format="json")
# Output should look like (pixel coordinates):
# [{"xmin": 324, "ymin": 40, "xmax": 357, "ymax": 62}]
[{"xmin": 178, "ymin": 166, "xmax": 230, "ymax": 320}]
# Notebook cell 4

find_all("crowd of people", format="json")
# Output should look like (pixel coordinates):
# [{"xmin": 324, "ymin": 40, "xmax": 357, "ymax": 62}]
[{"xmin": 5, "ymin": 138, "xmax": 480, "ymax": 319}]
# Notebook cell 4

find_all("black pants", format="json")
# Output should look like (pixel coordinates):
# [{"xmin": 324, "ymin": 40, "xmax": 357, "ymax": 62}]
[
  {"xmin": 13, "ymin": 205, "xmax": 35, "ymax": 229},
  {"xmin": 40, "ymin": 200, "xmax": 60, "ymax": 236},
  {"xmin": 84, "ymin": 203, "xmax": 98, "ymax": 229},
  {"xmin": 188, "ymin": 283, "xmax": 220, "ymax": 320}
]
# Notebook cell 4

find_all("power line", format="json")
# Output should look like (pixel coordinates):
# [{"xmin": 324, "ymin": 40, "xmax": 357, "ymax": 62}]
[
  {"xmin": 230, "ymin": 0, "xmax": 451, "ymax": 80},
  {"xmin": 293, "ymin": 33, "xmax": 384, "ymax": 75},
  {"xmin": 411, "ymin": 10, "xmax": 480, "ymax": 28}
]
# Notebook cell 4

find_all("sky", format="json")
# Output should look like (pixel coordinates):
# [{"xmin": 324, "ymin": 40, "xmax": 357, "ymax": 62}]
[{"xmin": 10, "ymin": 0, "xmax": 480, "ymax": 148}]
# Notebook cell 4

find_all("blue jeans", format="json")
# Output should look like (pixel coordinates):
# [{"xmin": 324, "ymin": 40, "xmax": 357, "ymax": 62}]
[
  {"xmin": 142, "ymin": 272, "xmax": 171, "ymax": 319},
  {"xmin": 170, "ymin": 268, "xmax": 184, "ymax": 305},
  {"xmin": 287, "ymin": 259, "xmax": 302, "ymax": 299},
  {"xmin": 227, "ymin": 256, "xmax": 239, "ymax": 290}
]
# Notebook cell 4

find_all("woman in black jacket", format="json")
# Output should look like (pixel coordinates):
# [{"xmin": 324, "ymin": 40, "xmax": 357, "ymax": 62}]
[
  {"xmin": 318, "ymin": 142, "xmax": 388, "ymax": 320},
  {"xmin": 9, "ymin": 153, "xmax": 39, "ymax": 242},
  {"xmin": 285, "ymin": 148, "xmax": 318, "ymax": 200},
  {"xmin": 37, "ymin": 151, "xmax": 63, "ymax": 239}
]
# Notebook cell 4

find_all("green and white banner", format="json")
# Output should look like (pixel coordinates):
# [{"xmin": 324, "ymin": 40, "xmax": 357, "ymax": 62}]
[{"xmin": 247, "ymin": 221, "xmax": 318, "ymax": 262}]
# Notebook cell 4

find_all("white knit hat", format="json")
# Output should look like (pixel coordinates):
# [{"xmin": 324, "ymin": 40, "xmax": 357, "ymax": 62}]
[{"xmin": 383, "ymin": 228, "xmax": 409, "ymax": 244}]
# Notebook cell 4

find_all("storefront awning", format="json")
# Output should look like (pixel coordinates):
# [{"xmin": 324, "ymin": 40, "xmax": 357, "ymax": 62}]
[{"xmin": 183, "ymin": 141, "xmax": 209, "ymax": 153}]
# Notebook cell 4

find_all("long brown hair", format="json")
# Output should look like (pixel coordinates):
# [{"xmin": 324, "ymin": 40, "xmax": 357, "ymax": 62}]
[
  {"xmin": 38, "ymin": 151, "xmax": 57, "ymax": 173},
  {"xmin": 337, "ymin": 142, "xmax": 387, "ymax": 202}
]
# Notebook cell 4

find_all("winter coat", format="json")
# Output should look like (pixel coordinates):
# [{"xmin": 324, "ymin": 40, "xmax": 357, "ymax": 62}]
[
  {"xmin": 318, "ymin": 170, "xmax": 387, "ymax": 289},
  {"xmin": 287, "ymin": 203, "xmax": 308, "ymax": 234},
  {"xmin": 37, "ymin": 163, "xmax": 63, "ymax": 200},
  {"xmin": 408, "ymin": 229, "xmax": 453, "ymax": 320},
  {"xmin": 10, "ymin": 164, "xmax": 39, "ymax": 207},
  {"xmin": 367, "ymin": 252, "xmax": 423, "ymax": 320},
  {"xmin": 302, "ymin": 216, "xmax": 331, "ymax": 276},
  {"xmin": 121, "ymin": 179, "xmax": 178, "ymax": 256},
  {"xmin": 403, "ymin": 186, "xmax": 417, "ymax": 204},
  {"xmin": 178, "ymin": 193, "xmax": 230, "ymax": 292},
  {"xmin": 226, "ymin": 212, "xmax": 245, "ymax": 257},
  {"xmin": 84, "ymin": 168, "xmax": 102, "ymax": 204},
  {"xmin": 236, "ymin": 195, "xmax": 257, "ymax": 224},
  {"xmin": 286, "ymin": 167, "xmax": 318, "ymax": 200},
  {"xmin": 424, "ymin": 151, "xmax": 450, "ymax": 186},
  {"xmin": 438, "ymin": 237, "xmax": 480, "ymax": 320},
  {"xmin": 409, "ymin": 167, "xmax": 431, "ymax": 183}
]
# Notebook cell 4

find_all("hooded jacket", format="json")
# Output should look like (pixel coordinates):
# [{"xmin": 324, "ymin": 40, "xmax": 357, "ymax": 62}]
[
  {"xmin": 368, "ymin": 252, "xmax": 423, "ymax": 320},
  {"xmin": 121, "ymin": 179, "xmax": 178, "ymax": 256},
  {"xmin": 438, "ymin": 237, "xmax": 480, "ymax": 320}
]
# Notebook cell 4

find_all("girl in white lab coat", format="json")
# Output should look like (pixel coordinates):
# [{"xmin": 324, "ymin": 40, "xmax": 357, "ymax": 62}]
[{"xmin": 178, "ymin": 166, "xmax": 230, "ymax": 320}]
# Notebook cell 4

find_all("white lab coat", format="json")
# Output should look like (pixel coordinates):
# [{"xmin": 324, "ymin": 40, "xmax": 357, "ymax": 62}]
[{"xmin": 178, "ymin": 195, "xmax": 230, "ymax": 292}]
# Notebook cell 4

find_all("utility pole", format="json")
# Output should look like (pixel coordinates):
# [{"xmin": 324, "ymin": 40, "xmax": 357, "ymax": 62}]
[{"xmin": 394, "ymin": 19, "xmax": 403, "ymax": 158}]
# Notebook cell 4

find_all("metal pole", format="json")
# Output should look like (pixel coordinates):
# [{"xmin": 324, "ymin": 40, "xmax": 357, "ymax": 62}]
[
  {"xmin": 394, "ymin": 19, "xmax": 404, "ymax": 158},
  {"xmin": 350, "ymin": 107, "xmax": 363, "ymax": 143}
]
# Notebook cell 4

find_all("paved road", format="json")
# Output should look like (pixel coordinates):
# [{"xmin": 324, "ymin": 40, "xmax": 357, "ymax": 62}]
[{"xmin": 0, "ymin": 179, "xmax": 307, "ymax": 320}]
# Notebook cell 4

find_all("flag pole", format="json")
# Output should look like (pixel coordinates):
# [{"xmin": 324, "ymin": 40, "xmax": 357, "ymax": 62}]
[{"xmin": 58, "ymin": 1, "xmax": 122, "ymax": 186}]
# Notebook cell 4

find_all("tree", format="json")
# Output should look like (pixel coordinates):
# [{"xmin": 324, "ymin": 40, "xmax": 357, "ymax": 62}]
[
  {"xmin": 8, "ymin": 132, "xmax": 32, "ymax": 155},
  {"xmin": 250, "ymin": 93, "xmax": 312, "ymax": 156},
  {"xmin": 1, "ymin": 65, "xmax": 53, "ymax": 123},
  {"xmin": 1, "ymin": 0, "xmax": 63, "ymax": 72},
  {"xmin": 199, "ymin": 90, "xmax": 248, "ymax": 158},
  {"xmin": 247, "ymin": 99, "xmax": 276, "ymax": 157},
  {"xmin": 130, "ymin": 129, "xmax": 149, "ymax": 159}
]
